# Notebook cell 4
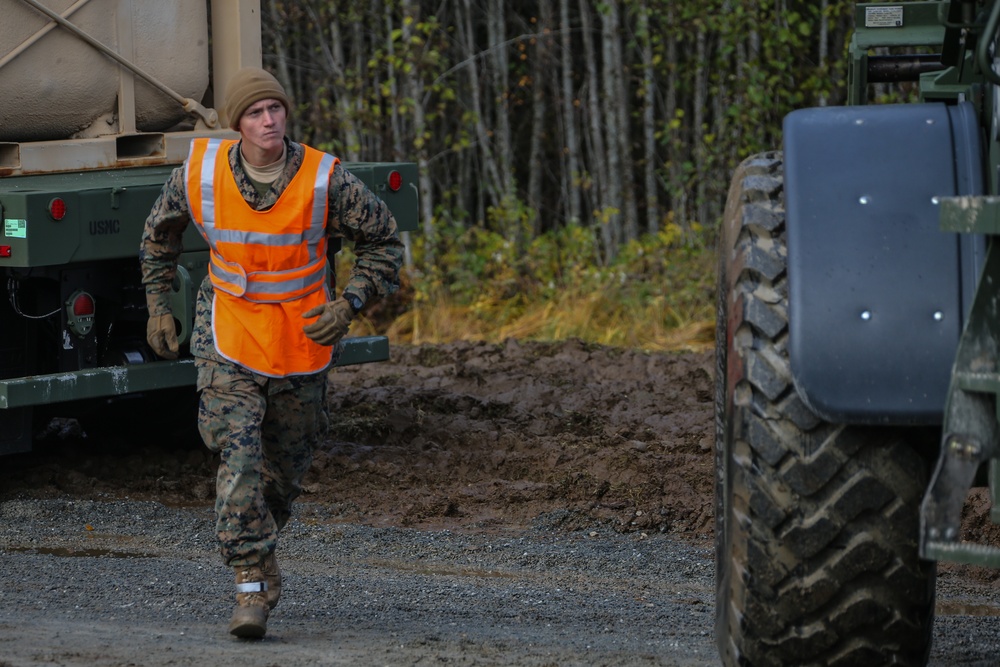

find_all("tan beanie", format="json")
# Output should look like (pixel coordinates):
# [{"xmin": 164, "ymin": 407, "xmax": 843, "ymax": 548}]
[{"xmin": 224, "ymin": 67, "xmax": 290, "ymax": 130}]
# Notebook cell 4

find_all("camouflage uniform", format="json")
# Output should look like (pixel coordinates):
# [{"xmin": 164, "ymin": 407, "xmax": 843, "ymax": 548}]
[{"xmin": 139, "ymin": 139, "xmax": 403, "ymax": 567}]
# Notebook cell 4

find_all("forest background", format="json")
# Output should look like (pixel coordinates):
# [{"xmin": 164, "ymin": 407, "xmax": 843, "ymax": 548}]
[{"xmin": 262, "ymin": 0, "xmax": 860, "ymax": 351}]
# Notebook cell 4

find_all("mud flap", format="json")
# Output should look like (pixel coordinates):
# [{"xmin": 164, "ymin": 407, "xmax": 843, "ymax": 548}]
[{"xmin": 783, "ymin": 101, "xmax": 985, "ymax": 424}]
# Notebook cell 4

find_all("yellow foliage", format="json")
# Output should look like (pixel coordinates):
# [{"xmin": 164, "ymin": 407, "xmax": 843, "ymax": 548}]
[{"xmin": 381, "ymin": 288, "xmax": 714, "ymax": 353}]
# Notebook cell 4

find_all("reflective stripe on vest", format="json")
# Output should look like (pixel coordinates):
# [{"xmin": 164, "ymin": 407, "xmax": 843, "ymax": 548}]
[{"xmin": 185, "ymin": 138, "xmax": 337, "ymax": 303}]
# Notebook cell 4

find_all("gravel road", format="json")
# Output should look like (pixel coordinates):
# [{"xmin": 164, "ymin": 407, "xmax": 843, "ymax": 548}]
[
  {"xmin": 0, "ymin": 497, "xmax": 718, "ymax": 666},
  {"xmin": 1, "ymin": 496, "xmax": 1000, "ymax": 666}
]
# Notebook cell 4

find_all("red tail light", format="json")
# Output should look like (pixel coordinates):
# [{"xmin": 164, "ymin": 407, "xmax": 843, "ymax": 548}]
[
  {"xmin": 66, "ymin": 290, "xmax": 95, "ymax": 337},
  {"xmin": 72, "ymin": 292, "xmax": 95, "ymax": 317},
  {"xmin": 49, "ymin": 197, "xmax": 67, "ymax": 221},
  {"xmin": 387, "ymin": 170, "xmax": 403, "ymax": 192},
  {"xmin": 0, "ymin": 246, "xmax": 10, "ymax": 258}
]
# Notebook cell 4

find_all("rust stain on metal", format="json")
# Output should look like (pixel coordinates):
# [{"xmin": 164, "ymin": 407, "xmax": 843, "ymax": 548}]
[{"xmin": 11, "ymin": 157, "xmax": 171, "ymax": 177}]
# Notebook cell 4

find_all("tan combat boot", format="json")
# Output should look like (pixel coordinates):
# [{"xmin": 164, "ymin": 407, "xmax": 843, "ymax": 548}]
[
  {"xmin": 228, "ymin": 564, "xmax": 269, "ymax": 638},
  {"xmin": 262, "ymin": 550, "xmax": 281, "ymax": 610}
]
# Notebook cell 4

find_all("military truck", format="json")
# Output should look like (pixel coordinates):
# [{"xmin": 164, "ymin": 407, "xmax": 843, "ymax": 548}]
[
  {"xmin": 715, "ymin": 1, "xmax": 1000, "ymax": 664},
  {"xmin": 0, "ymin": 0, "xmax": 418, "ymax": 455}
]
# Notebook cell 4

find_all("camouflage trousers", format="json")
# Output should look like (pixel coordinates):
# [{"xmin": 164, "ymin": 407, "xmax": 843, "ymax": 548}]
[{"xmin": 195, "ymin": 358, "xmax": 329, "ymax": 567}]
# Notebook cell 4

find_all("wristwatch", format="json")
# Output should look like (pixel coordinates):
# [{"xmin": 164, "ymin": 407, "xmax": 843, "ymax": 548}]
[{"xmin": 343, "ymin": 293, "xmax": 364, "ymax": 315}]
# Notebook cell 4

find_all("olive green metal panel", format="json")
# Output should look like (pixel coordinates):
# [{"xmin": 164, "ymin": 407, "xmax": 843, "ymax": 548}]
[
  {"xmin": 0, "ymin": 161, "xmax": 418, "ymax": 269},
  {"xmin": 344, "ymin": 162, "xmax": 420, "ymax": 232},
  {"xmin": 0, "ymin": 335, "xmax": 390, "ymax": 409},
  {"xmin": 335, "ymin": 335, "xmax": 390, "ymax": 367},
  {"xmin": 0, "ymin": 359, "xmax": 197, "ymax": 409},
  {"xmin": 0, "ymin": 165, "xmax": 199, "ymax": 267},
  {"xmin": 852, "ymin": 2, "xmax": 945, "ymax": 50}
]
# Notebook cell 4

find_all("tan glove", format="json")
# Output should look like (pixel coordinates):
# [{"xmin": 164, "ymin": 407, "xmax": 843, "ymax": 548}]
[
  {"xmin": 302, "ymin": 297, "xmax": 354, "ymax": 346},
  {"xmin": 146, "ymin": 313, "xmax": 179, "ymax": 359}
]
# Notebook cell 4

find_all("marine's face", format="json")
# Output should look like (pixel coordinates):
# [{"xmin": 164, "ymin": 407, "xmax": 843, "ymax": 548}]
[{"xmin": 238, "ymin": 98, "xmax": 287, "ymax": 164}]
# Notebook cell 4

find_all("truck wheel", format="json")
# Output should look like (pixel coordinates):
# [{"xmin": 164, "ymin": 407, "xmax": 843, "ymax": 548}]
[{"xmin": 715, "ymin": 152, "xmax": 936, "ymax": 666}]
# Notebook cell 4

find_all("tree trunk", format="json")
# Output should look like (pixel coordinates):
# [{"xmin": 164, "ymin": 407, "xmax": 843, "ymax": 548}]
[
  {"xmin": 693, "ymin": 26, "xmax": 708, "ymax": 227},
  {"xmin": 664, "ymin": 4, "xmax": 685, "ymax": 228},
  {"xmin": 613, "ymin": 1, "xmax": 637, "ymax": 242},
  {"xmin": 529, "ymin": 0, "xmax": 553, "ymax": 236},
  {"xmin": 459, "ymin": 0, "xmax": 503, "ymax": 207},
  {"xmin": 559, "ymin": 0, "xmax": 581, "ymax": 227},
  {"xmin": 579, "ymin": 0, "xmax": 611, "ymax": 262},
  {"xmin": 638, "ymin": 0, "xmax": 659, "ymax": 234},
  {"xmin": 600, "ymin": 1, "xmax": 624, "ymax": 252},
  {"xmin": 488, "ymin": 0, "xmax": 513, "ymax": 202}
]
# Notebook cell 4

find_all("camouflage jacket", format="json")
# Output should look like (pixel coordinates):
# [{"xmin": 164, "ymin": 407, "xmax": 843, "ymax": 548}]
[{"xmin": 139, "ymin": 139, "xmax": 404, "ymax": 367}]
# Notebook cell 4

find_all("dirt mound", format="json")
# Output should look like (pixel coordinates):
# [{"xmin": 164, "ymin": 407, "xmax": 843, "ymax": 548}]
[
  {"xmin": 1, "ymin": 339, "xmax": 717, "ymax": 541},
  {"xmin": 314, "ymin": 338, "xmax": 716, "ymax": 535}
]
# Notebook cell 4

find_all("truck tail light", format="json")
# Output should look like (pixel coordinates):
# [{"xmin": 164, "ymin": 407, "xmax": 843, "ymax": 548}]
[
  {"xmin": 72, "ymin": 292, "xmax": 95, "ymax": 317},
  {"xmin": 387, "ymin": 170, "xmax": 403, "ymax": 192},
  {"xmin": 66, "ymin": 290, "xmax": 95, "ymax": 337},
  {"xmin": 49, "ymin": 197, "xmax": 67, "ymax": 221},
  {"xmin": 0, "ymin": 246, "xmax": 10, "ymax": 258}
]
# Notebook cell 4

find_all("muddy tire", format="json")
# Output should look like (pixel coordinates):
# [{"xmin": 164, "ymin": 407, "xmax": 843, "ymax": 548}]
[{"xmin": 714, "ymin": 153, "xmax": 936, "ymax": 666}]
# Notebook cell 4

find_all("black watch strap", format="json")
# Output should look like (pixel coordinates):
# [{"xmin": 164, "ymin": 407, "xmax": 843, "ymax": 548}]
[{"xmin": 343, "ymin": 293, "xmax": 364, "ymax": 314}]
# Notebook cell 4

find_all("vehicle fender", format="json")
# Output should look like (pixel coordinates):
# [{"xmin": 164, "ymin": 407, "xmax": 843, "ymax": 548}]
[{"xmin": 783, "ymin": 101, "xmax": 985, "ymax": 424}]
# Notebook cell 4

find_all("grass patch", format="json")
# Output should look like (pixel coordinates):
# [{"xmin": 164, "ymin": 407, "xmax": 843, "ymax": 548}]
[{"xmin": 339, "ymin": 223, "xmax": 716, "ymax": 353}]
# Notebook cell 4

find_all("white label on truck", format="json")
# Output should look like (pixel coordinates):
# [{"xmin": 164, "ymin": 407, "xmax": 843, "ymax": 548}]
[
  {"xmin": 865, "ymin": 6, "xmax": 903, "ymax": 28},
  {"xmin": 4, "ymin": 219, "xmax": 27, "ymax": 238}
]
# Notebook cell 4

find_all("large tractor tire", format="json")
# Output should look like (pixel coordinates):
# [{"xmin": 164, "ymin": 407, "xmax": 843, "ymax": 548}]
[{"xmin": 714, "ymin": 152, "xmax": 937, "ymax": 666}]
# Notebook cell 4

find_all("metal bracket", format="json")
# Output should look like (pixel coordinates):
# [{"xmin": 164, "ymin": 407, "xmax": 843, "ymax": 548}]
[
  {"xmin": 921, "ymin": 431, "xmax": 1000, "ymax": 566},
  {"xmin": 921, "ymin": 237, "xmax": 1000, "ymax": 567}
]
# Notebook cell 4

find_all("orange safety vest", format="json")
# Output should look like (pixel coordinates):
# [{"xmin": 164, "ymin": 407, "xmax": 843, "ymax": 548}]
[{"xmin": 184, "ymin": 138, "xmax": 340, "ymax": 377}]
